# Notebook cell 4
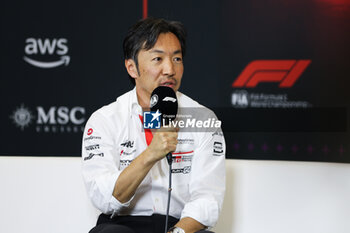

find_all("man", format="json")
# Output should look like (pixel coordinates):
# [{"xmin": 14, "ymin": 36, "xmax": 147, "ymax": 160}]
[{"xmin": 82, "ymin": 17, "xmax": 225, "ymax": 233}]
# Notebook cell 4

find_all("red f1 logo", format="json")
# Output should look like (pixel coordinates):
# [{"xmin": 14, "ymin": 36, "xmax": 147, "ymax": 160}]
[{"xmin": 232, "ymin": 60, "xmax": 311, "ymax": 88}]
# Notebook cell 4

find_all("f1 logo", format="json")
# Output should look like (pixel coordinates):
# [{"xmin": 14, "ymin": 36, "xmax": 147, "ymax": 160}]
[{"xmin": 232, "ymin": 60, "xmax": 311, "ymax": 88}]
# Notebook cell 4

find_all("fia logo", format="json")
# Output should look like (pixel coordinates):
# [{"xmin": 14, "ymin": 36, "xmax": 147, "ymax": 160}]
[
  {"xmin": 143, "ymin": 110, "xmax": 161, "ymax": 129},
  {"xmin": 23, "ymin": 38, "xmax": 70, "ymax": 68},
  {"xmin": 231, "ymin": 90, "xmax": 249, "ymax": 108}
]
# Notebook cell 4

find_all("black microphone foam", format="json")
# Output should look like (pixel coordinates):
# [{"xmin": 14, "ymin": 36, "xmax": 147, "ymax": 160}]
[
  {"xmin": 150, "ymin": 86, "xmax": 178, "ymax": 125},
  {"xmin": 150, "ymin": 86, "xmax": 178, "ymax": 165}
]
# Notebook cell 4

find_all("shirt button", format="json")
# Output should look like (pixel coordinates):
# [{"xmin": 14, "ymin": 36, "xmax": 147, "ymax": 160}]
[{"xmin": 155, "ymin": 198, "xmax": 159, "ymax": 202}]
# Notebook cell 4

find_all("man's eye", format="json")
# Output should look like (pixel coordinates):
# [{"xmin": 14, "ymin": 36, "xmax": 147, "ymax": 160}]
[
  {"xmin": 174, "ymin": 57, "xmax": 182, "ymax": 62},
  {"xmin": 152, "ymin": 57, "xmax": 162, "ymax": 61}
]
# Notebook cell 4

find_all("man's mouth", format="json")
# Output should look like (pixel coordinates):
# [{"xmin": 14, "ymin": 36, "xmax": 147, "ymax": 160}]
[{"xmin": 160, "ymin": 80, "xmax": 176, "ymax": 88}]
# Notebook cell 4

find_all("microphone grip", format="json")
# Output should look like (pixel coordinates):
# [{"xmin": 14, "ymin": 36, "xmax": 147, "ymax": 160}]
[{"xmin": 166, "ymin": 152, "xmax": 172, "ymax": 165}]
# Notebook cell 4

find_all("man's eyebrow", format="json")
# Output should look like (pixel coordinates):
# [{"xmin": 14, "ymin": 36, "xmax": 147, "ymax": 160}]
[
  {"xmin": 150, "ymin": 49, "xmax": 182, "ymax": 55},
  {"xmin": 173, "ymin": 49, "xmax": 182, "ymax": 55},
  {"xmin": 150, "ymin": 49, "xmax": 164, "ymax": 54}
]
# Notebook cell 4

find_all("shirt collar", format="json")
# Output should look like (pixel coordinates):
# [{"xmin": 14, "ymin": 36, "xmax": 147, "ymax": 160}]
[{"xmin": 130, "ymin": 87, "xmax": 143, "ymax": 115}]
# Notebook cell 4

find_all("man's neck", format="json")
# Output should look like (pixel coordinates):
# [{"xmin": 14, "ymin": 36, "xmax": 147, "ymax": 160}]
[{"xmin": 135, "ymin": 86, "xmax": 150, "ymax": 110}]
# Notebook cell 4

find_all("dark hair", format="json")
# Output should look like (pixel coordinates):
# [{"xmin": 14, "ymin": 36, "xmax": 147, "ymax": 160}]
[{"xmin": 123, "ymin": 17, "xmax": 187, "ymax": 85}]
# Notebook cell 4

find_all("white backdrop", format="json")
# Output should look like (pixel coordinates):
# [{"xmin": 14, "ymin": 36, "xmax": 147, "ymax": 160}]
[{"xmin": 0, "ymin": 156, "xmax": 349, "ymax": 233}]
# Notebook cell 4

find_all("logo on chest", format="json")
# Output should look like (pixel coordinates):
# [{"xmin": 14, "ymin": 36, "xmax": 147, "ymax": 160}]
[
  {"xmin": 120, "ymin": 140, "xmax": 136, "ymax": 157},
  {"xmin": 171, "ymin": 150, "xmax": 193, "ymax": 174},
  {"xmin": 120, "ymin": 140, "xmax": 134, "ymax": 148}
]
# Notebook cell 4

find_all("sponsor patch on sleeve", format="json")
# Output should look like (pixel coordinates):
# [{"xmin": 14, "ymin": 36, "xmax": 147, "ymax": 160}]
[
  {"xmin": 213, "ymin": 141, "xmax": 224, "ymax": 155},
  {"xmin": 84, "ymin": 153, "xmax": 104, "ymax": 161}
]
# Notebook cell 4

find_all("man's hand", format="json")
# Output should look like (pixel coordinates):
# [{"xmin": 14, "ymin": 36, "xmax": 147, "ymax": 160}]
[
  {"xmin": 113, "ymin": 126, "xmax": 178, "ymax": 203},
  {"xmin": 147, "ymin": 126, "xmax": 179, "ymax": 162}
]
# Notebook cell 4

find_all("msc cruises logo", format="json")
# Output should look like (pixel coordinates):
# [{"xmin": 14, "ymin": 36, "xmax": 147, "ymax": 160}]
[
  {"xmin": 23, "ymin": 38, "xmax": 70, "ymax": 68},
  {"xmin": 10, "ymin": 104, "xmax": 35, "ymax": 130},
  {"xmin": 10, "ymin": 104, "xmax": 86, "ymax": 133}
]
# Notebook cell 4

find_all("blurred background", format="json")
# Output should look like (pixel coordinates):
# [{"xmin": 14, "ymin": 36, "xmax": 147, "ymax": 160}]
[{"xmin": 1, "ymin": 0, "xmax": 349, "ymax": 232}]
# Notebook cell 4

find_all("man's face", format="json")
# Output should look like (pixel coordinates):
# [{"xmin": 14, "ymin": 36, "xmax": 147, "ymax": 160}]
[{"xmin": 127, "ymin": 32, "xmax": 184, "ymax": 105}]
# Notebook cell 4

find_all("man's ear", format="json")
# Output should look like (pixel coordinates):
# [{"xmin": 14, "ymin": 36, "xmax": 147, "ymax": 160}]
[{"xmin": 125, "ymin": 59, "xmax": 139, "ymax": 79}]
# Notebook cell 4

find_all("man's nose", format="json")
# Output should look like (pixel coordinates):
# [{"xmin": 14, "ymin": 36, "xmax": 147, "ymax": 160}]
[{"xmin": 162, "ymin": 58, "xmax": 175, "ymax": 76}]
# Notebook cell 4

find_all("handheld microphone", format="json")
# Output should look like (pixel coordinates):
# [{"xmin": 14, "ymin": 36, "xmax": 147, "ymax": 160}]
[
  {"xmin": 150, "ymin": 86, "xmax": 178, "ymax": 233},
  {"xmin": 150, "ymin": 86, "xmax": 178, "ymax": 165}
]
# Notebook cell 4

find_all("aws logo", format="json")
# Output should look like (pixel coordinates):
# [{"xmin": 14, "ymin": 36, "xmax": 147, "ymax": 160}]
[
  {"xmin": 232, "ymin": 60, "xmax": 311, "ymax": 88},
  {"xmin": 23, "ymin": 38, "xmax": 70, "ymax": 69}
]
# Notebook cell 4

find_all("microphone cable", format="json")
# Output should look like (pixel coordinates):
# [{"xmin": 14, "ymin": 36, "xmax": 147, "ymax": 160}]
[{"xmin": 164, "ymin": 153, "xmax": 173, "ymax": 233}]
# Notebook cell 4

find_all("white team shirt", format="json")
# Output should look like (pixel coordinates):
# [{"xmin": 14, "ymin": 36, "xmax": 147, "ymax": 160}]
[{"xmin": 82, "ymin": 88, "xmax": 226, "ymax": 227}]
